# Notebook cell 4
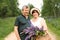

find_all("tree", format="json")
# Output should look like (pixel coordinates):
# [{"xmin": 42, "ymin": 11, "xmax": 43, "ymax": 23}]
[
  {"xmin": 28, "ymin": 4, "xmax": 35, "ymax": 18},
  {"xmin": 0, "ymin": 0, "xmax": 20, "ymax": 18},
  {"xmin": 28, "ymin": 4, "xmax": 35, "ymax": 10},
  {"xmin": 41, "ymin": 0, "xmax": 60, "ymax": 18}
]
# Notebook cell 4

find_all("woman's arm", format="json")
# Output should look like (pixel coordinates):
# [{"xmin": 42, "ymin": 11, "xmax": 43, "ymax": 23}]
[
  {"xmin": 42, "ymin": 18, "xmax": 49, "ymax": 34},
  {"xmin": 42, "ymin": 18, "xmax": 47, "ymax": 30}
]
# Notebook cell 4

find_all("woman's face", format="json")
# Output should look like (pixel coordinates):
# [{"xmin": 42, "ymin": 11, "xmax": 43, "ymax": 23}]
[{"xmin": 32, "ymin": 11, "xmax": 39, "ymax": 18}]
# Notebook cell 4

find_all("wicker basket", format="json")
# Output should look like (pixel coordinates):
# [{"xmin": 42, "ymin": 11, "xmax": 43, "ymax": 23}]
[{"xmin": 31, "ymin": 34, "xmax": 51, "ymax": 40}]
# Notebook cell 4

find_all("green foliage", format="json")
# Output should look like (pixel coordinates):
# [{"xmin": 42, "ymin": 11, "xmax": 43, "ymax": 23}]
[
  {"xmin": 0, "ymin": 0, "xmax": 21, "ymax": 18},
  {"xmin": 28, "ymin": 4, "xmax": 35, "ymax": 10},
  {"xmin": 46, "ymin": 17, "xmax": 60, "ymax": 40},
  {"xmin": 42, "ymin": 0, "xmax": 60, "ymax": 17},
  {"xmin": 36, "ymin": 30, "xmax": 45, "ymax": 36},
  {"xmin": 28, "ymin": 4, "xmax": 35, "ymax": 18},
  {"xmin": 0, "ymin": 17, "xmax": 16, "ymax": 39}
]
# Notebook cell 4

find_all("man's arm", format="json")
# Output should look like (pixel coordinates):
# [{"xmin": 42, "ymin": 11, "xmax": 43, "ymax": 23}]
[{"xmin": 14, "ymin": 26, "xmax": 21, "ymax": 40}]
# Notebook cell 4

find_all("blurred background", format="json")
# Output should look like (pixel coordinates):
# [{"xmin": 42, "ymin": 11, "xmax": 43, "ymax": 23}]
[{"xmin": 0, "ymin": 0, "xmax": 60, "ymax": 40}]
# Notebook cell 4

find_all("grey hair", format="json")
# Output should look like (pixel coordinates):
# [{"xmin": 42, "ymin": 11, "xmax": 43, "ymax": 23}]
[{"xmin": 22, "ymin": 5, "xmax": 30, "ymax": 11}]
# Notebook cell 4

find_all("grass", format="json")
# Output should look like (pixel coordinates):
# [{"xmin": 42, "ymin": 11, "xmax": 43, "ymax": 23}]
[
  {"xmin": 46, "ymin": 17, "xmax": 60, "ymax": 40},
  {"xmin": 0, "ymin": 17, "xmax": 16, "ymax": 40},
  {"xmin": 0, "ymin": 17, "xmax": 60, "ymax": 40}
]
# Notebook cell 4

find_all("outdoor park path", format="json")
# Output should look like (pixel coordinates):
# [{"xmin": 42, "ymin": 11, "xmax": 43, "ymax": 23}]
[
  {"xmin": 4, "ymin": 32, "xmax": 18, "ymax": 40},
  {"xmin": 4, "ymin": 31, "xmax": 56, "ymax": 40}
]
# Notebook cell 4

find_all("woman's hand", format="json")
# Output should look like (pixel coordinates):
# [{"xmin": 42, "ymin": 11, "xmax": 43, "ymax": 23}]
[{"xmin": 43, "ymin": 30, "xmax": 48, "ymax": 36}]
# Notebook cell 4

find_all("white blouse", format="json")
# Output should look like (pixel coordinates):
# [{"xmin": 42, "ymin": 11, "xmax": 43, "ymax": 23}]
[
  {"xmin": 30, "ymin": 17, "xmax": 47, "ymax": 30},
  {"xmin": 31, "ymin": 17, "xmax": 55, "ymax": 40}
]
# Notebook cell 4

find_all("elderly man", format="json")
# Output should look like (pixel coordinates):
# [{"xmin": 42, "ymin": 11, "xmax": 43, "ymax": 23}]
[{"xmin": 14, "ymin": 5, "xmax": 31, "ymax": 40}]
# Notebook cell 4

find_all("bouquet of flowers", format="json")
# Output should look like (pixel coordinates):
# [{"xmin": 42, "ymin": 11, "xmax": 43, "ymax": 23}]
[{"xmin": 20, "ymin": 26, "xmax": 45, "ymax": 40}]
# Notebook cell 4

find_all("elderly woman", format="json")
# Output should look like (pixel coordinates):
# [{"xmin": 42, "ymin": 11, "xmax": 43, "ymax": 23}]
[{"xmin": 30, "ymin": 8, "xmax": 51, "ymax": 40}]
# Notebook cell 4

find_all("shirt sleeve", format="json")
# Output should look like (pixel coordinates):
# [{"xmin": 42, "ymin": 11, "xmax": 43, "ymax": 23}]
[{"xmin": 14, "ymin": 17, "xmax": 19, "ymax": 26}]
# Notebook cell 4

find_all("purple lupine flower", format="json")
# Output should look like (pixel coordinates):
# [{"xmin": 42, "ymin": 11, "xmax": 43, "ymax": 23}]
[{"xmin": 20, "ymin": 26, "xmax": 44, "ymax": 40}]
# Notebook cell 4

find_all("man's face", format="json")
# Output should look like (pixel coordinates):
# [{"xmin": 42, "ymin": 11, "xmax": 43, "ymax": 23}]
[{"xmin": 22, "ymin": 7, "xmax": 29, "ymax": 16}]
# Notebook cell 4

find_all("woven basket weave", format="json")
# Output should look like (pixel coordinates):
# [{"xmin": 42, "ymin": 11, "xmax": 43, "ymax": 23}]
[{"xmin": 31, "ymin": 34, "xmax": 51, "ymax": 40}]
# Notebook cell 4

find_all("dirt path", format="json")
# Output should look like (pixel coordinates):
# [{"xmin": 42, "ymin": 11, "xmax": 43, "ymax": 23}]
[
  {"xmin": 4, "ymin": 32, "xmax": 18, "ymax": 40},
  {"xmin": 4, "ymin": 31, "xmax": 56, "ymax": 40},
  {"xmin": 48, "ymin": 31, "xmax": 56, "ymax": 40}
]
